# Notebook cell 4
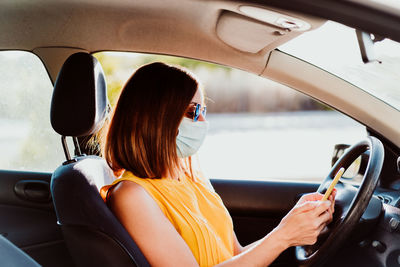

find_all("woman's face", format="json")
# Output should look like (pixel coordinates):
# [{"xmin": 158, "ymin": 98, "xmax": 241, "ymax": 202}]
[{"xmin": 184, "ymin": 88, "xmax": 206, "ymax": 122}]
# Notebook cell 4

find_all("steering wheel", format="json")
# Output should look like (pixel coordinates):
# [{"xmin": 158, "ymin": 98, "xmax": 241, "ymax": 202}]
[{"xmin": 295, "ymin": 136, "xmax": 384, "ymax": 266}]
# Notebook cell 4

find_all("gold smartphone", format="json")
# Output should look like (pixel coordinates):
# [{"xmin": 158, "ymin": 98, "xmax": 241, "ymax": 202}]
[{"xmin": 322, "ymin": 167, "xmax": 344, "ymax": 201}]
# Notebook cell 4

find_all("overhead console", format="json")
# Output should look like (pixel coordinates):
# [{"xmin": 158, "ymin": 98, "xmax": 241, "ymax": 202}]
[{"xmin": 216, "ymin": 5, "xmax": 325, "ymax": 53}]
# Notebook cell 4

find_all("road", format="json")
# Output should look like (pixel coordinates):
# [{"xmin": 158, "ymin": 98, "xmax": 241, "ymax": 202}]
[{"xmin": 198, "ymin": 111, "xmax": 365, "ymax": 182}]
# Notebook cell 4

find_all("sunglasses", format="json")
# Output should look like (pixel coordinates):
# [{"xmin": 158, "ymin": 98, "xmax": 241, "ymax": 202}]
[{"xmin": 185, "ymin": 102, "xmax": 207, "ymax": 122}]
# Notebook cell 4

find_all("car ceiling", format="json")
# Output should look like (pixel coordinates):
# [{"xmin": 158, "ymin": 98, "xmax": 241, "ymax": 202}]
[
  {"xmin": 1, "ymin": 0, "xmax": 399, "ymax": 73},
  {"xmin": 0, "ymin": 0, "xmax": 327, "ymax": 75}
]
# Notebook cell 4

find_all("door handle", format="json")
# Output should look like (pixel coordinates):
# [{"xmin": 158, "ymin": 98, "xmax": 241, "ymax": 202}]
[{"xmin": 14, "ymin": 180, "xmax": 51, "ymax": 203}]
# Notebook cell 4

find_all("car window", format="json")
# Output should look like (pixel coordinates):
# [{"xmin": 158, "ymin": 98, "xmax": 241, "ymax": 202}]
[
  {"xmin": 95, "ymin": 52, "xmax": 366, "ymax": 182},
  {"xmin": 0, "ymin": 51, "xmax": 64, "ymax": 172},
  {"xmin": 280, "ymin": 21, "xmax": 400, "ymax": 111}
]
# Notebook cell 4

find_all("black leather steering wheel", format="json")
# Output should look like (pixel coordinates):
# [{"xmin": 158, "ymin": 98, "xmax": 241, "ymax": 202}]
[{"xmin": 295, "ymin": 136, "xmax": 384, "ymax": 266}]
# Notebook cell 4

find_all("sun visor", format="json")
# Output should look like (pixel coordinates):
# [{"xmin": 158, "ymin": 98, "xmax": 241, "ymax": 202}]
[{"xmin": 216, "ymin": 7, "xmax": 324, "ymax": 53}]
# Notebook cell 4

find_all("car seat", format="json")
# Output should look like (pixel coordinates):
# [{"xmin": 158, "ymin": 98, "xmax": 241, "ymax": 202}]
[{"xmin": 50, "ymin": 52, "xmax": 150, "ymax": 267}]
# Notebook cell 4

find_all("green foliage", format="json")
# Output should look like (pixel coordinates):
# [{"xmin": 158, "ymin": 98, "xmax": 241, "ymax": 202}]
[
  {"xmin": 94, "ymin": 51, "xmax": 328, "ymax": 113},
  {"xmin": 94, "ymin": 53, "xmax": 124, "ymax": 106},
  {"xmin": 94, "ymin": 52, "xmax": 230, "ymax": 106}
]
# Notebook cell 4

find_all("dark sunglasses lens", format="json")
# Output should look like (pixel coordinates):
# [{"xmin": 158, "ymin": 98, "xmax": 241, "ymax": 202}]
[{"xmin": 194, "ymin": 104, "xmax": 200, "ymax": 122}]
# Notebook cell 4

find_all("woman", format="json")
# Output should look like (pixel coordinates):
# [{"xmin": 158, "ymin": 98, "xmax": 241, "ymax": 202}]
[{"xmin": 100, "ymin": 62, "xmax": 336, "ymax": 267}]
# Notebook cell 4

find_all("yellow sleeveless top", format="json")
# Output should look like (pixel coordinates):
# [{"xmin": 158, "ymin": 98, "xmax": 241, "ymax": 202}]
[{"xmin": 101, "ymin": 171, "xmax": 234, "ymax": 267}]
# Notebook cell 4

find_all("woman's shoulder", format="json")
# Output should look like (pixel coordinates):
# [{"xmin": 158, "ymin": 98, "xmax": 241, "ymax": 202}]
[
  {"xmin": 108, "ymin": 180, "xmax": 155, "ymax": 211},
  {"xmin": 110, "ymin": 179, "xmax": 145, "ymax": 198},
  {"xmin": 111, "ymin": 179, "xmax": 146, "ymax": 195},
  {"xmin": 100, "ymin": 170, "xmax": 148, "ymax": 202},
  {"xmin": 107, "ymin": 176, "xmax": 172, "ymax": 225}
]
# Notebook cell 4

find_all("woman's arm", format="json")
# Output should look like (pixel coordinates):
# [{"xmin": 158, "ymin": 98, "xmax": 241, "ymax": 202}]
[
  {"xmin": 110, "ymin": 181, "xmax": 334, "ymax": 267},
  {"xmin": 220, "ymin": 228, "xmax": 287, "ymax": 267},
  {"xmin": 109, "ymin": 181, "xmax": 199, "ymax": 267}
]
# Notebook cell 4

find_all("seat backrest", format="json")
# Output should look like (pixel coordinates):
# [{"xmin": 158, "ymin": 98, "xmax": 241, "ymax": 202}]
[{"xmin": 50, "ymin": 52, "xmax": 150, "ymax": 267}]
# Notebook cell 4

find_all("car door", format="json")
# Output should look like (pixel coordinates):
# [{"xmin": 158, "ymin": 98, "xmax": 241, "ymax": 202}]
[
  {"xmin": 212, "ymin": 179, "xmax": 319, "ymax": 266},
  {"xmin": 0, "ymin": 170, "xmax": 74, "ymax": 267},
  {"xmin": 0, "ymin": 51, "xmax": 74, "ymax": 266}
]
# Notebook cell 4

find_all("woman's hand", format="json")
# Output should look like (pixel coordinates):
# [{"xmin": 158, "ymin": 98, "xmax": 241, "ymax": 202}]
[
  {"xmin": 298, "ymin": 190, "xmax": 336, "ymax": 223},
  {"xmin": 274, "ymin": 190, "xmax": 336, "ymax": 248}
]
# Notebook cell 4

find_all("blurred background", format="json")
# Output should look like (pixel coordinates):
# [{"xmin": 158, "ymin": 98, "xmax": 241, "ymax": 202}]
[{"xmin": 0, "ymin": 49, "xmax": 365, "ymax": 181}]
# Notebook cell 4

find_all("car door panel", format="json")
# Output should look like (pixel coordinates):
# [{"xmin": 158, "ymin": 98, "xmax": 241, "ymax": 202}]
[
  {"xmin": 0, "ymin": 170, "xmax": 74, "ymax": 267},
  {"xmin": 0, "ymin": 170, "xmax": 55, "ymax": 208},
  {"xmin": 212, "ymin": 179, "xmax": 320, "ymax": 266},
  {"xmin": 212, "ymin": 179, "xmax": 319, "ymax": 237}
]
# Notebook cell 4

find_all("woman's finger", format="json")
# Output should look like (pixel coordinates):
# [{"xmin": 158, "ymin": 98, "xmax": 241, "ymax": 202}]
[
  {"xmin": 317, "ymin": 210, "xmax": 332, "ymax": 226},
  {"xmin": 296, "ymin": 201, "xmax": 319, "ymax": 213},
  {"xmin": 317, "ymin": 222, "xmax": 326, "ymax": 233},
  {"xmin": 299, "ymin": 192, "xmax": 324, "ymax": 203},
  {"xmin": 313, "ymin": 201, "xmax": 331, "ymax": 216}
]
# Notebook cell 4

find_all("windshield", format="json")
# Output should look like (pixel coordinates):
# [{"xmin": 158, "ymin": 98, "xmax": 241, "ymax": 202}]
[{"xmin": 279, "ymin": 21, "xmax": 400, "ymax": 111}]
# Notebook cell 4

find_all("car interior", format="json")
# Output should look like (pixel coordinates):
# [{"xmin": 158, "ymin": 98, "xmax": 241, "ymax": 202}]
[{"xmin": 1, "ymin": 0, "xmax": 400, "ymax": 267}]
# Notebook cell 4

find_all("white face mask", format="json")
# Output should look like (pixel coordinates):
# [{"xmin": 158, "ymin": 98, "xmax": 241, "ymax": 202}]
[{"xmin": 176, "ymin": 117, "xmax": 209, "ymax": 158}]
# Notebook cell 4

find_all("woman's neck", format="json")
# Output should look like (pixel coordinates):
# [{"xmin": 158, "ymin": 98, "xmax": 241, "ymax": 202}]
[{"xmin": 165, "ymin": 161, "xmax": 189, "ymax": 181}]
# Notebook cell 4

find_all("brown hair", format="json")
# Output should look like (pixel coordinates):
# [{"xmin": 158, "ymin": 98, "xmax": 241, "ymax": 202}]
[{"xmin": 103, "ymin": 62, "xmax": 198, "ymax": 179}]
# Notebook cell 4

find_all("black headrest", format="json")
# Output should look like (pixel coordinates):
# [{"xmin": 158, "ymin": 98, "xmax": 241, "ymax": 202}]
[{"xmin": 51, "ymin": 52, "xmax": 108, "ymax": 137}]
